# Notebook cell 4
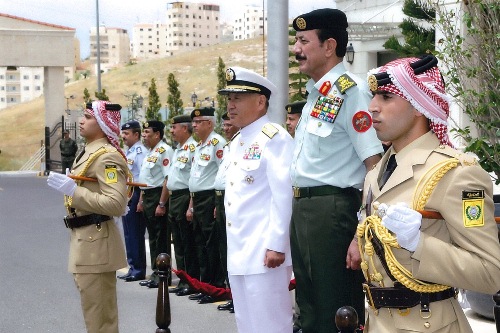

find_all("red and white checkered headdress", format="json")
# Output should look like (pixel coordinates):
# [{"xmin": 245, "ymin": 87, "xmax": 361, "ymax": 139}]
[{"xmin": 368, "ymin": 55, "xmax": 453, "ymax": 147}]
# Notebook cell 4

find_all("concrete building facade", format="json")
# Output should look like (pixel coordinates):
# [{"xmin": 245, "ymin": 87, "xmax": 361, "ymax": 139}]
[
  {"xmin": 233, "ymin": 5, "xmax": 267, "ymax": 41},
  {"xmin": 89, "ymin": 26, "xmax": 130, "ymax": 72}
]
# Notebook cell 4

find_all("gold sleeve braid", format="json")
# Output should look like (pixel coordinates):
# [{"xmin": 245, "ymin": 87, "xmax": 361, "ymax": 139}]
[
  {"xmin": 357, "ymin": 157, "xmax": 460, "ymax": 293},
  {"xmin": 64, "ymin": 147, "xmax": 133, "ymax": 214}
]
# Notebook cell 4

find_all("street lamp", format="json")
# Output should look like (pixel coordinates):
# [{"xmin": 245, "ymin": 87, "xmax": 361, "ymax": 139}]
[
  {"xmin": 191, "ymin": 92, "xmax": 198, "ymax": 107},
  {"xmin": 65, "ymin": 95, "xmax": 75, "ymax": 115},
  {"xmin": 346, "ymin": 43, "xmax": 355, "ymax": 65}
]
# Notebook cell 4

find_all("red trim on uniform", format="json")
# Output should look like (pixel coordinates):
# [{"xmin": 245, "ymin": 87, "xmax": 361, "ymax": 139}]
[
  {"xmin": 352, "ymin": 111, "xmax": 372, "ymax": 133},
  {"xmin": 319, "ymin": 81, "xmax": 332, "ymax": 96}
]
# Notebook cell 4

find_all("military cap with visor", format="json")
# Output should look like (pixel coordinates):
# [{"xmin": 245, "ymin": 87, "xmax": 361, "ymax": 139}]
[
  {"xmin": 171, "ymin": 115, "xmax": 192, "ymax": 124},
  {"xmin": 293, "ymin": 8, "xmax": 348, "ymax": 32},
  {"xmin": 218, "ymin": 66, "xmax": 276, "ymax": 100},
  {"xmin": 121, "ymin": 120, "xmax": 141, "ymax": 130},
  {"xmin": 190, "ymin": 106, "xmax": 215, "ymax": 119}
]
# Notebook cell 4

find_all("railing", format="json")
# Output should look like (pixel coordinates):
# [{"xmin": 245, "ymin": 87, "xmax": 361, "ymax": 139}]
[{"xmin": 19, "ymin": 143, "xmax": 45, "ymax": 171}]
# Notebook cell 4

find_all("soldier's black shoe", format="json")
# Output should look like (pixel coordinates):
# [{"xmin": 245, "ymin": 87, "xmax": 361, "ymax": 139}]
[
  {"xmin": 139, "ymin": 279, "xmax": 152, "ymax": 286},
  {"xmin": 169, "ymin": 286, "xmax": 183, "ymax": 293},
  {"xmin": 217, "ymin": 300, "xmax": 233, "ymax": 311},
  {"xmin": 188, "ymin": 293, "xmax": 205, "ymax": 300},
  {"xmin": 147, "ymin": 281, "xmax": 159, "ymax": 289},
  {"xmin": 117, "ymin": 273, "xmax": 131, "ymax": 280},
  {"xmin": 176, "ymin": 288, "xmax": 195, "ymax": 296},
  {"xmin": 198, "ymin": 295, "xmax": 217, "ymax": 304}
]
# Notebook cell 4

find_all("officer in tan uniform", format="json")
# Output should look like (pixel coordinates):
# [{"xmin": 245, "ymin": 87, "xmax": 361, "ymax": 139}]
[
  {"xmin": 47, "ymin": 101, "xmax": 129, "ymax": 333},
  {"xmin": 349, "ymin": 55, "xmax": 500, "ymax": 332}
]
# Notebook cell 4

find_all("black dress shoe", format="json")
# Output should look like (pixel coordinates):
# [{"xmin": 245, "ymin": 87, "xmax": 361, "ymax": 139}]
[
  {"xmin": 117, "ymin": 273, "xmax": 131, "ymax": 280},
  {"xmin": 176, "ymin": 288, "xmax": 195, "ymax": 296},
  {"xmin": 198, "ymin": 295, "xmax": 217, "ymax": 304},
  {"xmin": 139, "ymin": 279, "xmax": 152, "ymax": 286},
  {"xmin": 147, "ymin": 281, "xmax": 159, "ymax": 289},
  {"xmin": 217, "ymin": 300, "xmax": 233, "ymax": 311},
  {"xmin": 125, "ymin": 275, "xmax": 146, "ymax": 282},
  {"xmin": 169, "ymin": 286, "xmax": 183, "ymax": 294},
  {"xmin": 188, "ymin": 293, "xmax": 205, "ymax": 300}
]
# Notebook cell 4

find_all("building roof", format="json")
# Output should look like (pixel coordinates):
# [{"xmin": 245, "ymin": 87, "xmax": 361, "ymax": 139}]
[{"xmin": 0, "ymin": 12, "xmax": 75, "ymax": 30}]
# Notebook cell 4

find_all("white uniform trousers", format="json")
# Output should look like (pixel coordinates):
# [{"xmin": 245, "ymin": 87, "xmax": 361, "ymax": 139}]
[{"xmin": 229, "ymin": 265, "xmax": 293, "ymax": 333}]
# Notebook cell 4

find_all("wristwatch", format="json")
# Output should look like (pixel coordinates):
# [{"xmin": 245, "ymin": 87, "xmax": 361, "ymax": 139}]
[
  {"xmin": 189, "ymin": 207, "xmax": 194, "ymax": 213},
  {"xmin": 159, "ymin": 202, "xmax": 166, "ymax": 208}
]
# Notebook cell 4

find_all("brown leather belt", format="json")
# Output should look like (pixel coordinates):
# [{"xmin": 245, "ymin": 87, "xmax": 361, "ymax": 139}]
[
  {"xmin": 363, "ymin": 283, "xmax": 456, "ymax": 310},
  {"xmin": 64, "ymin": 213, "xmax": 111, "ymax": 229}
]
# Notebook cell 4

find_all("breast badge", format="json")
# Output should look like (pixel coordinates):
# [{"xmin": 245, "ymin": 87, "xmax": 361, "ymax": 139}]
[
  {"xmin": 310, "ymin": 96, "xmax": 344, "ymax": 124},
  {"xmin": 243, "ymin": 143, "xmax": 261, "ymax": 160},
  {"xmin": 244, "ymin": 175, "xmax": 254, "ymax": 184}
]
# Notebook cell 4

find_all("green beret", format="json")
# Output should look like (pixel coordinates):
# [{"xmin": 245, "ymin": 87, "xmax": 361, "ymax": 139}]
[
  {"xmin": 293, "ymin": 9, "xmax": 348, "ymax": 32},
  {"xmin": 285, "ymin": 100, "xmax": 306, "ymax": 115},
  {"xmin": 191, "ymin": 106, "xmax": 215, "ymax": 119},
  {"xmin": 171, "ymin": 115, "xmax": 192, "ymax": 124},
  {"xmin": 143, "ymin": 120, "xmax": 165, "ymax": 131}
]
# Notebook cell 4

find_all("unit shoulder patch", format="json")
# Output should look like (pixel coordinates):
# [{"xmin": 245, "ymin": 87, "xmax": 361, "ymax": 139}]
[
  {"xmin": 462, "ymin": 190, "xmax": 484, "ymax": 227},
  {"xmin": 262, "ymin": 123, "xmax": 279, "ymax": 139},
  {"xmin": 105, "ymin": 164, "xmax": 118, "ymax": 184},
  {"xmin": 334, "ymin": 73, "xmax": 357, "ymax": 94}
]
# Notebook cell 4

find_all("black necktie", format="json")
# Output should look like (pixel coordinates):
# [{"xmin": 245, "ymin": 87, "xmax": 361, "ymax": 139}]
[
  {"xmin": 379, "ymin": 154, "xmax": 397, "ymax": 190},
  {"xmin": 75, "ymin": 148, "xmax": 86, "ymax": 164}
]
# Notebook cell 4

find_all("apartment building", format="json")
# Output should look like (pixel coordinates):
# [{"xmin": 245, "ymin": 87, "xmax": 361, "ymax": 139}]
[
  {"xmin": 132, "ymin": 22, "xmax": 169, "ymax": 59},
  {"xmin": 233, "ymin": 5, "xmax": 267, "ymax": 41},
  {"xmin": 89, "ymin": 26, "xmax": 130, "ymax": 72}
]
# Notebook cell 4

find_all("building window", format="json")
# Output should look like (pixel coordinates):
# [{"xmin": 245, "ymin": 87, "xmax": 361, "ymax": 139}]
[
  {"xmin": 24, "ymin": 86, "xmax": 29, "ymax": 91},
  {"xmin": 34, "ymin": 75, "xmax": 40, "ymax": 80},
  {"xmin": 23, "ymin": 75, "xmax": 29, "ymax": 79},
  {"xmin": 36, "ymin": 86, "xmax": 41, "ymax": 91}
]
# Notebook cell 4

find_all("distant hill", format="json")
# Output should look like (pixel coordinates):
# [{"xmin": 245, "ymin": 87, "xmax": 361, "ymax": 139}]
[{"xmin": 0, "ymin": 37, "xmax": 267, "ymax": 171}]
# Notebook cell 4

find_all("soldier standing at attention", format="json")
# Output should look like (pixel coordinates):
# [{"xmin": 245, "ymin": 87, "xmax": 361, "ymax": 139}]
[
  {"xmin": 47, "ymin": 101, "xmax": 129, "ymax": 333},
  {"xmin": 187, "ymin": 106, "xmax": 227, "ymax": 304},
  {"xmin": 118, "ymin": 120, "xmax": 147, "ymax": 282},
  {"xmin": 214, "ymin": 112, "xmax": 239, "ymax": 313},
  {"xmin": 351, "ymin": 55, "xmax": 500, "ymax": 333},
  {"xmin": 60, "ymin": 129, "xmax": 78, "ymax": 173},
  {"xmin": 285, "ymin": 100, "xmax": 305, "ymax": 138},
  {"xmin": 219, "ymin": 66, "xmax": 295, "ymax": 333},
  {"xmin": 167, "ymin": 115, "xmax": 199, "ymax": 296},
  {"xmin": 137, "ymin": 120, "xmax": 173, "ymax": 289},
  {"xmin": 290, "ymin": 8, "xmax": 384, "ymax": 332}
]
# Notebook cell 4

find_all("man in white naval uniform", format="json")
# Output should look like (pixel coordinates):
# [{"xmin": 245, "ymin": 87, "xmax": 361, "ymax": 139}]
[{"xmin": 219, "ymin": 66, "xmax": 295, "ymax": 333}]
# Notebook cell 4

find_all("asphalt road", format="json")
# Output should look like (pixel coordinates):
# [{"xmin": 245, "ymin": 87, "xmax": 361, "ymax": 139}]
[{"xmin": 0, "ymin": 174, "xmax": 237, "ymax": 333}]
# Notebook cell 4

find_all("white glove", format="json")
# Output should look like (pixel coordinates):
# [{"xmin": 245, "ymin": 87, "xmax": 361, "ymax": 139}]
[
  {"xmin": 47, "ymin": 171, "xmax": 77, "ymax": 196},
  {"xmin": 381, "ymin": 202, "xmax": 422, "ymax": 251}
]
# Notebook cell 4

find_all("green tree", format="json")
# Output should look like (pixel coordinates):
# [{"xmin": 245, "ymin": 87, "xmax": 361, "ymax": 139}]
[
  {"xmin": 384, "ymin": 0, "xmax": 436, "ymax": 56},
  {"xmin": 426, "ymin": 0, "xmax": 500, "ymax": 183},
  {"xmin": 145, "ymin": 78, "xmax": 162, "ymax": 120},
  {"xmin": 166, "ymin": 73, "xmax": 184, "ymax": 123},
  {"xmin": 94, "ymin": 88, "xmax": 109, "ymax": 101},
  {"xmin": 83, "ymin": 88, "xmax": 92, "ymax": 103},
  {"xmin": 288, "ymin": 25, "xmax": 308, "ymax": 102},
  {"xmin": 214, "ymin": 57, "xmax": 227, "ymax": 134}
]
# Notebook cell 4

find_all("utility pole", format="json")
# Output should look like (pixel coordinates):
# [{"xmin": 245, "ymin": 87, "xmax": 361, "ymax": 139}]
[{"xmin": 96, "ymin": 0, "xmax": 102, "ymax": 93}]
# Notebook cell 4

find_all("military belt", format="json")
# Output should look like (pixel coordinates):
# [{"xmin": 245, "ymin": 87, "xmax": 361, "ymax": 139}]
[
  {"xmin": 215, "ymin": 190, "xmax": 225, "ymax": 197},
  {"xmin": 169, "ymin": 188, "xmax": 190, "ymax": 198},
  {"xmin": 190, "ymin": 190, "xmax": 215, "ymax": 198},
  {"xmin": 363, "ymin": 283, "xmax": 456, "ymax": 310},
  {"xmin": 64, "ymin": 213, "xmax": 111, "ymax": 229},
  {"xmin": 292, "ymin": 185, "xmax": 349, "ymax": 198}
]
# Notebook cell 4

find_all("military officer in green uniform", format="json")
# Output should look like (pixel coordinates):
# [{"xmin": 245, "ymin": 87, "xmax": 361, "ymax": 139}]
[
  {"xmin": 167, "ymin": 115, "xmax": 199, "ymax": 296},
  {"xmin": 60, "ymin": 129, "xmax": 78, "ymax": 173},
  {"xmin": 290, "ymin": 8, "xmax": 384, "ymax": 332},
  {"xmin": 285, "ymin": 100, "xmax": 305, "ymax": 138},
  {"xmin": 352, "ymin": 55, "xmax": 500, "ymax": 333},
  {"xmin": 187, "ymin": 106, "xmax": 227, "ymax": 304},
  {"xmin": 137, "ymin": 120, "xmax": 173, "ymax": 288},
  {"xmin": 47, "ymin": 101, "xmax": 129, "ymax": 333}
]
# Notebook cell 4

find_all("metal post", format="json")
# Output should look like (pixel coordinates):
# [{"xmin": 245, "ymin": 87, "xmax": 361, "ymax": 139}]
[
  {"xmin": 96, "ymin": 0, "xmax": 102, "ymax": 93},
  {"xmin": 155, "ymin": 253, "xmax": 171, "ymax": 333}
]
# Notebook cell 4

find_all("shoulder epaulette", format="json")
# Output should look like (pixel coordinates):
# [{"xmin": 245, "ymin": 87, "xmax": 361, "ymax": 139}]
[
  {"xmin": 334, "ymin": 73, "xmax": 357, "ymax": 94},
  {"xmin": 189, "ymin": 144, "xmax": 196, "ymax": 152},
  {"xmin": 158, "ymin": 146, "xmax": 166, "ymax": 154},
  {"xmin": 102, "ymin": 145, "xmax": 117, "ymax": 153},
  {"xmin": 262, "ymin": 123, "xmax": 279, "ymax": 139},
  {"xmin": 211, "ymin": 138, "xmax": 219, "ymax": 146},
  {"xmin": 455, "ymin": 152, "xmax": 480, "ymax": 167}
]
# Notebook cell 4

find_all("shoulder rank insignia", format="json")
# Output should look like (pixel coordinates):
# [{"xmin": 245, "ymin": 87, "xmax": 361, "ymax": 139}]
[
  {"xmin": 157, "ymin": 146, "xmax": 166, "ymax": 154},
  {"xmin": 262, "ymin": 123, "xmax": 278, "ymax": 139},
  {"xmin": 189, "ymin": 144, "xmax": 196, "ymax": 152},
  {"xmin": 335, "ymin": 73, "xmax": 357, "ymax": 94},
  {"xmin": 211, "ymin": 138, "xmax": 219, "ymax": 146},
  {"xmin": 136, "ymin": 146, "xmax": 142, "ymax": 154},
  {"xmin": 462, "ymin": 190, "xmax": 485, "ymax": 227},
  {"xmin": 105, "ymin": 164, "xmax": 118, "ymax": 184},
  {"xmin": 319, "ymin": 81, "xmax": 332, "ymax": 96}
]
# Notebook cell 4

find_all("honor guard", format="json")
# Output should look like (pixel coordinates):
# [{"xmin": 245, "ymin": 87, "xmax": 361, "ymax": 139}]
[
  {"xmin": 290, "ymin": 8, "xmax": 384, "ymax": 332},
  {"xmin": 353, "ymin": 55, "xmax": 500, "ymax": 333},
  {"xmin": 47, "ymin": 101, "xmax": 129, "ymax": 333},
  {"xmin": 137, "ymin": 120, "xmax": 174, "ymax": 288},
  {"xmin": 166, "ymin": 115, "xmax": 199, "ymax": 296},
  {"xmin": 119, "ymin": 120, "xmax": 147, "ymax": 282},
  {"xmin": 187, "ymin": 106, "xmax": 227, "ymax": 304},
  {"xmin": 219, "ymin": 66, "xmax": 295, "ymax": 332}
]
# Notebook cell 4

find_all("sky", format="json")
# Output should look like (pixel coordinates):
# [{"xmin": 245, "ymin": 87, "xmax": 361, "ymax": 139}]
[{"xmin": 0, "ymin": 0, "xmax": 336, "ymax": 59}]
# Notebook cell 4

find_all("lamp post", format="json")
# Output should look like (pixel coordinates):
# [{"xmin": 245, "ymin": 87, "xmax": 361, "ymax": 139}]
[
  {"xmin": 191, "ymin": 92, "xmax": 198, "ymax": 107},
  {"xmin": 346, "ymin": 43, "xmax": 355, "ymax": 65},
  {"xmin": 65, "ymin": 95, "xmax": 75, "ymax": 115}
]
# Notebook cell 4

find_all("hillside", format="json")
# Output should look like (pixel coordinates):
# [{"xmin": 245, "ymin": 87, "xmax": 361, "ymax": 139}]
[{"xmin": 0, "ymin": 37, "xmax": 267, "ymax": 171}]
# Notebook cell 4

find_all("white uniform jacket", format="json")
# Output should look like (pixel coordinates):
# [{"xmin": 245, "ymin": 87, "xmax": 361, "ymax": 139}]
[{"xmin": 225, "ymin": 115, "xmax": 294, "ymax": 275}]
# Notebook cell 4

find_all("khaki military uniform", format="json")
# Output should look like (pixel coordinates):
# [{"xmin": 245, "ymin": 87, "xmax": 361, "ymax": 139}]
[
  {"xmin": 360, "ymin": 132, "xmax": 500, "ymax": 333},
  {"xmin": 67, "ymin": 137, "xmax": 128, "ymax": 333}
]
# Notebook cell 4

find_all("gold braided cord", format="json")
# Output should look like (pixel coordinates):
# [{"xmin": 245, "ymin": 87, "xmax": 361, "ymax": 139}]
[
  {"xmin": 413, "ymin": 157, "xmax": 459, "ymax": 211},
  {"xmin": 358, "ymin": 157, "xmax": 460, "ymax": 293},
  {"xmin": 64, "ymin": 147, "xmax": 133, "ymax": 213}
]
